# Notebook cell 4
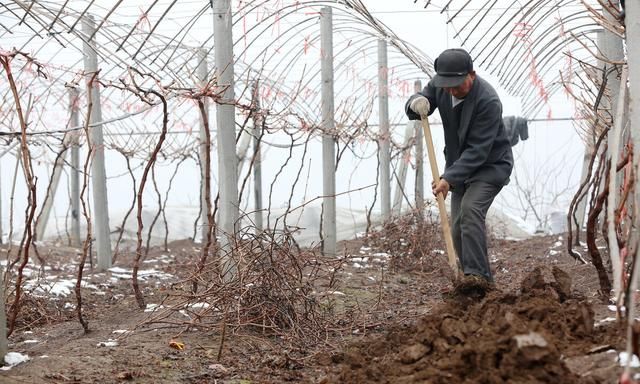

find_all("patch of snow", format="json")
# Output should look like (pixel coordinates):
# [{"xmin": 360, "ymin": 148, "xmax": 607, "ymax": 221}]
[
  {"xmin": 368, "ymin": 276, "xmax": 376, "ymax": 281},
  {"xmin": 359, "ymin": 246, "xmax": 371, "ymax": 252},
  {"xmin": 596, "ymin": 317, "xmax": 616, "ymax": 326},
  {"xmin": 330, "ymin": 291, "xmax": 345, "ymax": 296},
  {"xmin": 352, "ymin": 263, "xmax": 365, "ymax": 269},
  {"xmin": 25, "ymin": 278, "xmax": 100, "ymax": 297},
  {"xmin": 352, "ymin": 257, "xmax": 368, "ymax": 263},
  {"xmin": 40, "ymin": 355, "xmax": 48, "ymax": 358},
  {"xmin": 432, "ymin": 249, "xmax": 445, "ymax": 255},
  {"xmin": 23, "ymin": 340, "xmax": 39, "ymax": 344},
  {"xmin": 618, "ymin": 351, "xmax": 640, "ymax": 367},
  {"xmin": 548, "ymin": 250, "xmax": 558, "ymax": 256},
  {"xmin": 552, "ymin": 241, "xmax": 562, "ymax": 248},
  {"xmin": 371, "ymin": 252, "xmax": 390, "ymax": 258},
  {"xmin": 109, "ymin": 267, "xmax": 174, "ymax": 280},
  {"xmin": 190, "ymin": 302, "xmax": 210, "ymax": 309},
  {"xmin": 1, "ymin": 352, "xmax": 30, "ymax": 370},
  {"xmin": 112, "ymin": 330, "xmax": 130, "ymax": 334},
  {"xmin": 96, "ymin": 340, "xmax": 118, "ymax": 347},
  {"xmin": 144, "ymin": 303, "xmax": 164, "ymax": 313},
  {"xmin": 608, "ymin": 305, "xmax": 626, "ymax": 313}
]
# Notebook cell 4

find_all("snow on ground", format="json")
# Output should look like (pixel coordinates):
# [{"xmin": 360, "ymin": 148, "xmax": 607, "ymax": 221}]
[
  {"xmin": 1, "ymin": 352, "xmax": 30, "ymax": 371},
  {"xmin": 24, "ymin": 278, "xmax": 101, "ymax": 297},
  {"xmin": 108, "ymin": 267, "xmax": 175, "ymax": 281}
]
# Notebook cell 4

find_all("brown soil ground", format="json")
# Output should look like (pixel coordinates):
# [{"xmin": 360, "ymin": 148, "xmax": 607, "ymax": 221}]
[{"xmin": 0, "ymin": 224, "xmax": 633, "ymax": 384}]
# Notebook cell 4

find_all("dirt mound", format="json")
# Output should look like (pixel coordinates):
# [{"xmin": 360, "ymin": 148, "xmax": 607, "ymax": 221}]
[{"xmin": 322, "ymin": 267, "xmax": 600, "ymax": 384}]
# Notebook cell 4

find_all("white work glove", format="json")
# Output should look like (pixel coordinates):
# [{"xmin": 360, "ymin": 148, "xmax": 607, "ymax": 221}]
[{"xmin": 410, "ymin": 96, "xmax": 430, "ymax": 116}]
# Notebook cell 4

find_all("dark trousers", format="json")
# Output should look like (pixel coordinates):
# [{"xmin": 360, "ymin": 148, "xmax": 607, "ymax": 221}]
[{"xmin": 450, "ymin": 181, "xmax": 501, "ymax": 281}]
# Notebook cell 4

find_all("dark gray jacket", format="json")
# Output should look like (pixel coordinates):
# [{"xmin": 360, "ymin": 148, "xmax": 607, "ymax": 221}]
[{"xmin": 405, "ymin": 75, "xmax": 513, "ymax": 189}]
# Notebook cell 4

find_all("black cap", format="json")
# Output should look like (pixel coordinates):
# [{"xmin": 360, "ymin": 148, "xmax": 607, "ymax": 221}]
[{"xmin": 431, "ymin": 48, "xmax": 473, "ymax": 88}]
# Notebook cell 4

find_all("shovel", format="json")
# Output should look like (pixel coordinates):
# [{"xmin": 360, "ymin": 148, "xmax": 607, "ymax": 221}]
[{"xmin": 419, "ymin": 114, "xmax": 460, "ymax": 279}]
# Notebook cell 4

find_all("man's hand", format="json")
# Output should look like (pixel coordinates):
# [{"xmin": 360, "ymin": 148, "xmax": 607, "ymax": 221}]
[
  {"xmin": 410, "ymin": 96, "xmax": 430, "ymax": 117},
  {"xmin": 432, "ymin": 178, "xmax": 450, "ymax": 200}
]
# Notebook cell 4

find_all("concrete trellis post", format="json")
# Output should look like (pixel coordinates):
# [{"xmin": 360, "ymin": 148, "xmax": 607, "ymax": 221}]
[
  {"xmin": 607, "ymin": 66, "xmax": 627, "ymax": 308},
  {"xmin": 600, "ymin": 1, "xmax": 625, "ymax": 299},
  {"xmin": 627, "ymin": 0, "xmax": 640, "ymax": 268},
  {"xmin": 82, "ymin": 16, "xmax": 112, "ymax": 271},
  {"xmin": 414, "ymin": 80, "xmax": 424, "ymax": 214},
  {"xmin": 196, "ymin": 49, "xmax": 211, "ymax": 244},
  {"xmin": 70, "ymin": 88, "xmax": 82, "ymax": 247},
  {"xmin": 320, "ymin": 7, "xmax": 336, "ymax": 257},
  {"xmin": 625, "ymin": 1, "xmax": 640, "ymax": 377},
  {"xmin": 378, "ymin": 39, "xmax": 391, "ymax": 220},
  {"xmin": 0, "ymin": 263, "xmax": 6, "ymax": 361},
  {"xmin": 602, "ymin": 4, "xmax": 624, "ymax": 116},
  {"xmin": 212, "ymin": 0, "xmax": 239, "ymax": 279},
  {"xmin": 252, "ymin": 81, "xmax": 264, "ymax": 233}
]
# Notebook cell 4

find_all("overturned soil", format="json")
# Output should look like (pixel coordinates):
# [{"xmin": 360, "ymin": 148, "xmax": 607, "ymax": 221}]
[
  {"xmin": 0, "ymin": 225, "xmax": 633, "ymax": 383},
  {"xmin": 323, "ymin": 267, "xmax": 612, "ymax": 384}
]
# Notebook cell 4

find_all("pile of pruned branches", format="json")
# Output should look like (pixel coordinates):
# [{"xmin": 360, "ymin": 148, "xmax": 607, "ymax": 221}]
[
  {"xmin": 364, "ymin": 206, "xmax": 445, "ymax": 274},
  {"xmin": 138, "ymin": 227, "xmax": 348, "ymax": 353}
]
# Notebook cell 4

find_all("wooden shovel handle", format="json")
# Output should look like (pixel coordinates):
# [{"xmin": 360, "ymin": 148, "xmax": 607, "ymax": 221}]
[{"xmin": 419, "ymin": 115, "xmax": 460, "ymax": 279}]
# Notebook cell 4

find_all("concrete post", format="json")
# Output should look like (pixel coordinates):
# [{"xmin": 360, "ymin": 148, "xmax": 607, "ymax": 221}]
[
  {"xmin": 0, "ymin": 263, "xmax": 6, "ymax": 361},
  {"xmin": 196, "ymin": 49, "xmax": 210, "ymax": 244},
  {"xmin": 378, "ymin": 39, "xmax": 391, "ymax": 220},
  {"xmin": 70, "ymin": 88, "xmax": 81, "ymax": 247},
  {"xmin": 602, "ymin": 2, "xmax": 624, "ymax": 116},
  {"xmin": 212, "ymin": 0, "xmax": 239, "ymax": 279},
  {"xmin": 251, "ymin": 81, "xmax": 264, "ymax": 232},
  {"xmin": 627, "ymin": 0, "xmax": 640, "ymax": 254},
  {"xmin": 625, "ymin": 0, "xmax": 640, "ymax": 370},
  {"xmin": 320, "ymin": 7, "xmax": 336, "ymax": 256},
  {"xmin": 607, "ymin": 66, "xmax": 627, "ymax": 305},
  {"xmin": 82, "ymin": 16, "xmax": 112, "ymax": 270},
  {"xmin": 414, "ymin": 80, "xmax": 424, "ymax": 215}
]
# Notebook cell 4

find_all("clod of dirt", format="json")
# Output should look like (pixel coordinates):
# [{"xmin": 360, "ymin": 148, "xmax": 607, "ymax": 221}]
[
  {"xmin": 398, "ymin": 343, "xmax": 430, "ymax": 364},
  {"xmin": 440, "ymin": 316, "xmax": 464, "ymax": 344},
  {"xmin": 513, "ymin": 331, "xmax": 552, "ymax": 362},
  {"xmin": 552, "ymin": 265, "xmax": 572, "ymax": 300},
  {"xmin": 521, "ymin": 266, "xmax": 546, "ymax": 293}
]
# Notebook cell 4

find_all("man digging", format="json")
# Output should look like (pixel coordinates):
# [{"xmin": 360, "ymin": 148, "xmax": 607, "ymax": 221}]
[{"xmin": 405, "ymin": 48, "xmax": 514, "ymax": 295}]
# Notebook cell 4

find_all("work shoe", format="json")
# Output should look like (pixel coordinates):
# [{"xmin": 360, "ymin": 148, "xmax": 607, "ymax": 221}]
[{"xmin": 453, "ymin": 274, "xmax": 492, "ymax": 297}]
